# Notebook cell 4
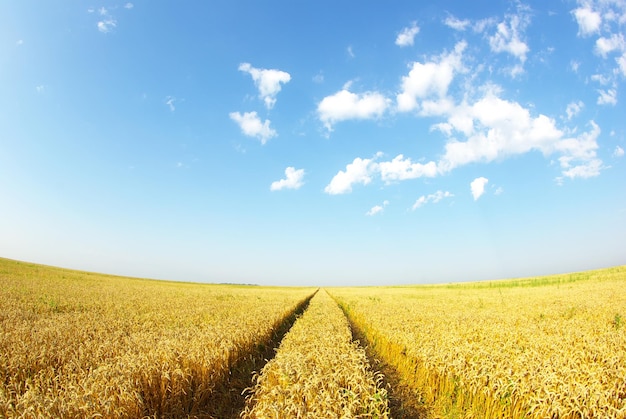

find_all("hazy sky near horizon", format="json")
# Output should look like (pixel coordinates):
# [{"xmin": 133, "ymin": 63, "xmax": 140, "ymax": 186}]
[{"xmin": 1, "ymin": 0, "xmax": 625, "ymax": 286}]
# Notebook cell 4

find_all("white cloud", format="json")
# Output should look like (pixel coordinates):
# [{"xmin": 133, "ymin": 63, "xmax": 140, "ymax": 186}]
[
  {"xmin": 470, "ymin": 177, "xmax": 489, "ymax": 201},
  {"xmin": 618, "ymin": 52, "xmax": 626, "ymax": 76},
  {"xmin": 597, "ymin": 88, "xmax": 617, "ymax": 105},
  {"xmin": 378, "ymin": 154, "xmax": 438, "ymax": 182},
  {"xmin": 395, "ymin": 22, "xmax": 420, "ymax": 47},
  {"xmin": 324, "ymin": 155, "xmax": 379, "ymax": 195},
  {"xmin": 412, "ymin": 191, "xmax": 453, "ymax": 210},
  {"xmin": 613, "ymin": 145, "xmax": 625, "ymax": 157},
  {"xmin": 555, "ymin": 121, "xmax": 603, "ymax": 179},
  {"xmin": 573, "ymin": 5, "xmax": 602, "ymax": 36},
  {"xmin": 444, "ymin": 16, "xmax": 470, "ymax": 31},
  {"xmin": 165, "ymin": 96, "xmax": 176, "ymax": 111},
  {"xmin": 347, "ymin": 46, "xmax": 355, "ymax": 58},
  {"xmin": 97, "ymin": 18, "xmax": 116, "ymax": 33},
  {"xmin": 570, "ymin": 60, "xmax": 581, "ymax": 72},
  {"xmin": 238, "ymin": 63, "xmax": 291, "ymax": 109},
  {"xmin": 595, "ymin": 33, "xmax": 625, "ymax": 57},
  {"xmin": 229, "ymin": 111, "xmax": 276, "ymax": 144},
  {"xmin": 317, "ymin": 88, "xmax": 390, "ymax": 131},
  {"xmin": 473, "ymin": 17, "xmax": 497, "ymax": 33},
  {"xmin": 566, "ymin": 101, "xmax": 584, "ymax": 120},
  {"xmin": 488, "ymin": 13, "xmax": 530, "ymax": 64},
  {"xmin": 438, "ymin": 92, "xmax": 562, "ymax": 172},
  {"xmin": 560, "ymin": 158, "xmax": 603, "ymax": 179},
  {"xmin": 36, "ymin": 85, "xmax": 44, "ymax": 93},
  {"xmin": 396, "ymin": 41, "xmax": 466, "ymax": 112},
  {"xmin": 431, "ymin": 88, "xmax": 604, "ymax": 180},
  {"xmin": 366, "ymin": 200, "xmax": 389, "ymax": 216},
  {"xmin": 270, "ymin": 167, "xmax": 305, "ymax": 191},
  {"xmin": 96, "ymin": 7, "xmax": 116, "ymax": 33},
  {"xmin": 124, "ymin": 3, "xmax": 134, "ymax": 9}
]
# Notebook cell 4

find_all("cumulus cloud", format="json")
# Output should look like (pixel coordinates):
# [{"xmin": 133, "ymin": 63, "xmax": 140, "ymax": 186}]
[
  {"xmin": 395, "ymin": 22, "xmax": 420, "ymax": 47},
  {"xmin": 270, "ymin": 167, "xmax": 305, "ymax": 191},
  {"xmin": 366, "ymin": 200, "xmax": 389, "ymax": 216},
  {"xmin": 124, "ymin": 2, "xmax": 134, "ymax": 9},
  {"xmin": 572, "ymin": 0, "xmax": 626, "ymax": 96},
  {"xmin": 238, "ymin": 63, "xmax": 291, "ymax": 109},
  {"xmin": 595, "ymin": 33, "xmax": 625, "ymax": 57},
  {"xmin": 229, "ymin": 111, "xmax": 276, "ymax": 144},
  {"xmin": 573, "ymin": 5, "xmax": 602, "ymax": 36},
  {"xmin": 396, "ymin": 41, "xmax": 466, "ymax": 112},
  {"xmin": 324, "ymin": 155, "xmax": 380, "ymax": 195},
  {"xmin": 412, "ymin": 191, "xmax": 453, "ymax": 210},
  {"xmin": 444, "ymin": 16, "xmax": 470, "ymax": 31},
  {"xmin": 614, "ymin": 145, "xmax": 625, "ymax": 157},
  {"xmin": 317, "ymin": 88, "xmax": 390, "ymax": 131},
  {"xmin": 378, "ymin": 155, "xmax": 438, "ymax": 182},
  {"xmin": 470, "ymin": 177, "xmax": 489, "ymax": 201},
  {"xmin": 566, "ymin": 101, "xmax": 584, "ymax": 120}
]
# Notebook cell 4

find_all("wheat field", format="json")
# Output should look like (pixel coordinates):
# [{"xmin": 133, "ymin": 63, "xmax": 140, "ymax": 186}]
[
  {"xmin": 330, "ymin": 266, "xmax": 626, "ymax": 418},
  {"xmin": 242, "ymin": 290, "xmax": 388, "ymax": 418},
  {"xmin": 2, "ymin": 257, "xmax": 625, "ymax": 418},
  {"xmin": 0, "ymin": 258, "xmax": 314, "ymax": 418}
]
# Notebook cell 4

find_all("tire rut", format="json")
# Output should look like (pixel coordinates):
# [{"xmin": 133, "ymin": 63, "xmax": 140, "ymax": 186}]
[
  {"xmin": 210, "ymin": 289, "xmax": 318, "ymax": 418},
  {"xmin": 331, "ymin": 294, "xmax": 430, "ymax": 419}
]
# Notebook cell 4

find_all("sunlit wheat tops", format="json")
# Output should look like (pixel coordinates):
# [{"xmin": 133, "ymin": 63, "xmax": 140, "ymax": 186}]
[
  {"xmin": 242, "ymin": 290, "xmax": 389, "ymax": 418},
  {"xmin": 330, "ymin": 266, "xmax": 626, "ymax": 418},
  {"xmin": 0, "ymin": 258, "xmax": 314, "ymax": 418}
]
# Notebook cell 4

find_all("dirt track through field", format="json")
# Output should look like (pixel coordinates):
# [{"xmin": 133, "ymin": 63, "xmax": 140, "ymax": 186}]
[
  {"xmin": 213, "ymin": 290, "xmax": 317, "ymax": 419},
  {"xmin": 332, "ymin": 294, "xmax": 430, "ymax": 419}
]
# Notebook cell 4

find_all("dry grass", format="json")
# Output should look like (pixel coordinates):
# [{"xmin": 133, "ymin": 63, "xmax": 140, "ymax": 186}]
[
  {"xmin": 242, "ymin": 290, "xmax": 389, "ymax": 418},
  {"xmin": 0, "ymin": 258, "xmax": 314, "ymax": 418},
  {"xmin": 330, "ymin": 266, "xmax": 626, "ymax": 418}
]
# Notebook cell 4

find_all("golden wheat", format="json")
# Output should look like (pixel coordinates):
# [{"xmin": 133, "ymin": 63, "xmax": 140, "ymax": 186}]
[
  {"xmin": 330, "ymin": 266, "xmax": 626, "ymax": 418},
  {"xmin": 0, "ymin": 258, "xmax": 314, "ymax": 418},
  {"xmin": 242, "ymin": 290, "xmax": 389, "ymax": 418}
]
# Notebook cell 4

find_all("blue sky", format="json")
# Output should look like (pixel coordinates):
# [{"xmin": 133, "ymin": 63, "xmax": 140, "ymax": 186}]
[{"xmin": 1, "ymin": 0, "xmax": 625, "ymax": 286}]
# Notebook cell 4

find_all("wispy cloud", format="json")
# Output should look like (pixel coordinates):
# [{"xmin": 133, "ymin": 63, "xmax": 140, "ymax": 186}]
[
  {"xmin": 395, "ymin": 22, "xmax": 420, "ymax": 47},
  {"xmin": 470, "ymin": 177, "xmax": 489, "ymax": 201},
  {"xmin": 487, "ymin": 7, "xmax": 531, "ymax": 75},
  {"xmin": 91, "ymin": 4, "xmax": 133, "ymax": 33},
  {"xmin": 412, "ymin": 191, "xmax": 453, "ymax": 210},
  {"xmin": 366, "ymin": 200, "xmax": 389, "ymax": 216},
  {"xmin": 613, "ymin": 146, "xmax": 625, "ymax": 158},
  {"xmin": 96, "ymin": 7, "xmax": 116, "ymax": 33},
  {"xmin": 444, "ymin": 16, "xmax": 470, "ymax": 31},
  {"xmin": 597, "ymin": 89, "xmax": 617, "ymax": 105},
  {"xmin": 165, "ymin": 96, "xmax": 177, "ymax": 111},
  {"xmin": 238, "ymin": 63, "xmax": 291, "ymax": 109},
  {"xmin": 229, "ymin": 111, "xmax": 276, "ymax": 145},
  {"xmin": 566, "ymin": 101, "xmax": 584, "ymax": 120}
]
